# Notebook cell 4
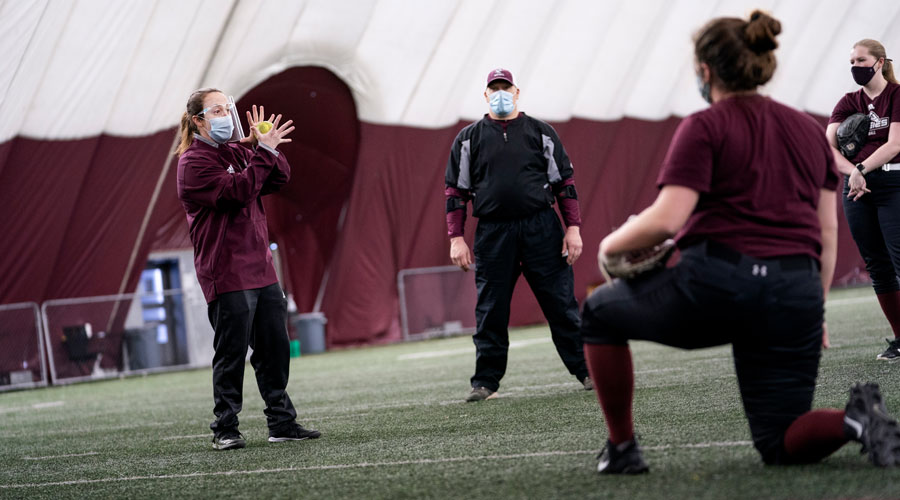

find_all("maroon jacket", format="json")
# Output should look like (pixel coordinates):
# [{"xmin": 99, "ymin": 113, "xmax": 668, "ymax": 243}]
[{"xmin": 177, "ymin": 135, "xmax": 290, "ymax": 302}]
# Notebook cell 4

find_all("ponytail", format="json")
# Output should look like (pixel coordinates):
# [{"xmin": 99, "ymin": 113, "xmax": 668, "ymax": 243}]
[
  {"xmin": 883, "ymin": 58, "xmax": 898, "ymax": 85},
  {"xmin": 174, "ymin": 87, "xmax": 222, "ymax": 156},
  {"xmin": 175, "ymin": 112, "xmax": 195, "ymax": 156}
]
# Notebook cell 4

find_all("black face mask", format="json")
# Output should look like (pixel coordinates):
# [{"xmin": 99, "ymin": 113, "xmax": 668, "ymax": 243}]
[{"xmin": 852, "ymin": 61, "xmax": 879, "ymax": 86}]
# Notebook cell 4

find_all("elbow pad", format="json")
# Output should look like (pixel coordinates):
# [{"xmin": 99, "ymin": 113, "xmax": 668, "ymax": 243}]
[
  {"xmin": 446, "ymin": 196, "xmax": 466, "ymax": 213},
  {"xmin": 557, "ymin": 185, "xmax": 578, "ymax": 200}
]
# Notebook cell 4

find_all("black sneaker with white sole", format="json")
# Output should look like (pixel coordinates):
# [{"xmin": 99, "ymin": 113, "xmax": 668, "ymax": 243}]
[
  {"xmin": 268, "ymin": 423, "xmax": 321, "ymax": 443},
  {"xmin": 876, "ymin": 338, "xmax": 900, "ymax": 361},
  {"xmin": 843, "ymin": 382, "xmax": 900, "ymax": 467},
  {"xmin": 596, "ymin": 438, "xmax": 649, "ymax": 474},
  {"xmin": 212, "ymin": 430, "xmax": 246, "ymax": 451}
]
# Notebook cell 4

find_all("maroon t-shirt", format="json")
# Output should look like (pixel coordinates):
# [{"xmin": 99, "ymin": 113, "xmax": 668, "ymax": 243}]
[
  {"xmin": 177, "ymin": 138, "xmax": 290, "ymax": 302},
  {"xmin": 828, "ymin": 82, "xmax": 900, "ymax": 164},
  {"xmin": 657, "ymin": 95, "xmax": 839, "ymax": 261}
]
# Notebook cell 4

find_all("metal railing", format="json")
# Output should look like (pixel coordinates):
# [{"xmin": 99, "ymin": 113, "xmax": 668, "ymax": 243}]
[
  {"xmin": 397, "ymin": 265, "xmax": 477, "ymax": 341},
  {"xmin": 0, "ymin": 302, "xmax": 48, "ymax": 392},
  {"xmin": 41, "ymin": 289, "xmax": 191, "ymax": 385}
]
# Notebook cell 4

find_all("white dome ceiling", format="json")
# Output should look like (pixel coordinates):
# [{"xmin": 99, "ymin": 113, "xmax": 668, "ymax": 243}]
[{"xmin": 2, "ymin": 0, "xmax": 899, "ymax": 141}]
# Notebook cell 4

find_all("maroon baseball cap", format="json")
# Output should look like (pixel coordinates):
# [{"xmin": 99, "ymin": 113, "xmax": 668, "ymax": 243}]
[{"xmin": 486, "ymin": 68, "xmax": 514, "ymax": 87}]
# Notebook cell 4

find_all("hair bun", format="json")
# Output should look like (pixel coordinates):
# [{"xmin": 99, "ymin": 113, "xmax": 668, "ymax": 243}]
[{"xmin": 745, "ymin": 10, "xmax": 781, "ymax": 54}]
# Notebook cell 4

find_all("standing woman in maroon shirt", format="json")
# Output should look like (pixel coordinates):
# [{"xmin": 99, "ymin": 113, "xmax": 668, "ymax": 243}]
[
  {"xmin": 580, "ymin": 11, "xmax": 900, "ymax": 473},
  {"xmin": 176, "ymin": 88, "xmax": 320, "ymax": 450},
  {"xmin": 826, "ymin": 39, "xmax": 900, "ymax": 362}
]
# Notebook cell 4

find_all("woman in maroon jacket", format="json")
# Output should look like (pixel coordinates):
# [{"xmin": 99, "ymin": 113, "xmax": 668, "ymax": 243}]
[
  {"xmin": 580, "ymin": 11, "xmax": 900, "ymax": 473},
  {"xmin": 826, "ymin": 39, "xmax": 900, "ymax": 362},
  {"xmin": 176, "ymin": 88, "xmax": 319, "ymax": 450}
]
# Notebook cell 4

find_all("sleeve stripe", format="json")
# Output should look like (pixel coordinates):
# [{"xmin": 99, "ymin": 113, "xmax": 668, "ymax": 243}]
[
  {"xmin": 542, "ymin": 134, "xmax": 562, "ymax": 183},
  {"xmin": 457, "ymin": 139, "xmax": 471, "ymax": 189}
]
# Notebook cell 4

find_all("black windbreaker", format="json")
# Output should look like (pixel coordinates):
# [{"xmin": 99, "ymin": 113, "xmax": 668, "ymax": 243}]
[{"xmin": 445, "ymin": 113, "xmax": 574, "ymax": 221}]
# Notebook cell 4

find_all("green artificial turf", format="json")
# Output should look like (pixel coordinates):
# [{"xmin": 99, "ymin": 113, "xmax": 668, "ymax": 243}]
[{"xmin": 1, "ymin": 286, "xmax": 899, "ymax": 499}]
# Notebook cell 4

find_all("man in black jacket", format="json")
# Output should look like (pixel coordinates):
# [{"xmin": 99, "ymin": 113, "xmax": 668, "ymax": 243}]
[{"xmin": 444, "ymin": 68, "xmax": 590, "ymax": 402}]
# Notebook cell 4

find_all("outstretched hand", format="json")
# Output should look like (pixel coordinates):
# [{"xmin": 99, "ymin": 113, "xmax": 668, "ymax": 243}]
[
  {"xmin": 253, "ymin": 112, "xmax": 294, "ymax": 150},
  {"xmin": 240, "ymin": 105, "xmax": 294, "ymax": 149},
  {"xmin": 240, "ymin": 105, "xmax": 268, "ymax": 145}
]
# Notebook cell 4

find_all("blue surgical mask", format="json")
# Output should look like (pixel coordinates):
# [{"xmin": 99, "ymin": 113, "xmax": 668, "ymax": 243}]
[
  {"xmin": 489, "ymin": 89, "xmax": 515, "ymax": 116},
  {"xmin": 695, "ymin": 74, "xmax": 712, "ymax": 104},
  {"xmin": 207, "ymin": 115, "xmax": 234, "ymax": 143}
]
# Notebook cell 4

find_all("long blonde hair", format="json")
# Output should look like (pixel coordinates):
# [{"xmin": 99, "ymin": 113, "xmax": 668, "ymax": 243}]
[
  {"xmin": 854, "ymin": 39, "xmax": 898, "ymax": 84},
  {"xmin": 175, "ymin": 88, "xmax": 222, "ymax": 156}
]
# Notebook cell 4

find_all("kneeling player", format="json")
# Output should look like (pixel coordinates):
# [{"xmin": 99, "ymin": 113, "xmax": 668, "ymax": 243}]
[{"xmin": 582, "ymin": 11, "xmax": 900, "ymax": 473}]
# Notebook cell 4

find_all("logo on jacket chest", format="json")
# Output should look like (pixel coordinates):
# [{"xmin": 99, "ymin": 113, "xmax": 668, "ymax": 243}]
[{"xmin": 226, "ymin": 165, "xmax": 235, "ymax": 174}]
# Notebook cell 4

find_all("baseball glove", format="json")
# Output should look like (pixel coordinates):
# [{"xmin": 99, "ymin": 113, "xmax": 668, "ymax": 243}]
[
  {"xmin": 836, "ymin": 113, "xmax": 870, "ymax": 160},
  {"xmin": 600, "ymin": 239, "xmax": 676, "ymax": 282}
]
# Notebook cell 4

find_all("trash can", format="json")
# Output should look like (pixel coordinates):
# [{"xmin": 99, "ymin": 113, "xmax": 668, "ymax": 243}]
[
  {"xmin": 124, "ymin": 327, "xmax": 161, "ymax": 370},
  {"xmin": 292, "ymin": 312, "xmax": 327, "ymax": 355}
]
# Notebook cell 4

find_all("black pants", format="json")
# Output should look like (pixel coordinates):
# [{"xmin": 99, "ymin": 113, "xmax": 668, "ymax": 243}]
[
  {"xmin": 471, "ymin": 208, "xmax": 587, "ymax": 391},
  {"xmin": 842, "ymin": 171, "xmax": 900, "ymax": 294},
  {"xmin": 581, "ymin": 242, "xmax": 823, "ymax": 465},
  {"xmin": 207, "ymin": 282, "xmax": 296, "ymax": 435}
]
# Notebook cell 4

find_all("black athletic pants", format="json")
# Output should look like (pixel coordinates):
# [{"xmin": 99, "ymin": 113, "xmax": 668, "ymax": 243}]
[
  {"xmin": 208, "ymin": 282, "xmax": 297, "ymax": 436},
  {"xmin": 842, "ymin": 171, "xmax": 900, "ymax": 294},
  {"xmin": 471, "ymin": 207, "xmax": 588, "ymax": 391},
  {"xmin": 581, "ymin": 241, "xmax": 823, "ymax": 465}
]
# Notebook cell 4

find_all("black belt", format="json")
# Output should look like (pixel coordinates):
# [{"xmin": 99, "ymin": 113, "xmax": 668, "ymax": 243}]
[{"xmin": 702, "ymin": 241, "xmax": 818, "ymax": 272}]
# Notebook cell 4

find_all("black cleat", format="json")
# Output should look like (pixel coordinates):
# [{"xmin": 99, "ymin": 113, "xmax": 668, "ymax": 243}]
[
  {"xmin": 268, "ymin": 423, "xmax": 321, "ymax": 443},
  {"xmin": 844, "ymin": 382, "xmax": 900, "ymax": 467},
  {"xmin": 876, "ymin": 338, "xmax": 900, "ymax": 362},
  {"xmin": 212, "ymin": 430, "xmax": 246, "ymax": 450},
  {"xmin": 596, "ymin": 438, "xmax": 649, "ymax": 474}
]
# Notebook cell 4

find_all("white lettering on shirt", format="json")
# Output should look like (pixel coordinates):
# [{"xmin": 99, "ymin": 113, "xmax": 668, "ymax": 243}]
[{"xmin": 868, "ymin": 103, "xmax": 889, "ymax": 135}]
